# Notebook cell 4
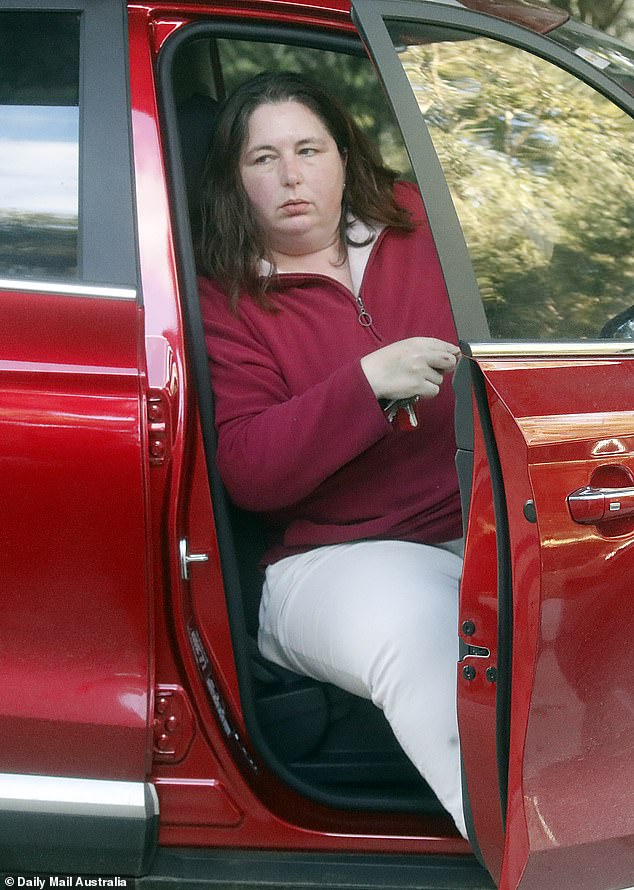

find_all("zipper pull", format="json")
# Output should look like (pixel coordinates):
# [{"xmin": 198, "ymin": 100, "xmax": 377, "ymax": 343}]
[{"xmin": 354, "ymin": 292, "xmax": 373, "ymax": 327}]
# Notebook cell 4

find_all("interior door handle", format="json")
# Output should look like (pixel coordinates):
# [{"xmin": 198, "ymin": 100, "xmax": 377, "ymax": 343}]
[
  {"xmin": 568, "ymin": 485, "xmax": 634, "ymax": 523},
  {"xmin": 179, "ymin": 538, "xmax": 209, "ymax": 580}
]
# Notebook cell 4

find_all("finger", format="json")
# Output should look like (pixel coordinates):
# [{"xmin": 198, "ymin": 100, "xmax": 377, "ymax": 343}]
[
  {"xmin": 427, "ymin": 351, "xmax": 458, "ymax": 370},
  {"xmin": 422, "ymin": 338, "xmax": 460, "ymax": 354},
  {"xmin": 425, "ymin": 368, "xmax": 445, "ymax": 387},
  {"xmin": 419, "ymin": 380, "xmax": 441, "ymax": 399}
]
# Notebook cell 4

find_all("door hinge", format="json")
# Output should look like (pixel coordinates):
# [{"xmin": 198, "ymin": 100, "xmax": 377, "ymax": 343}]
[
  {"xmin": 153, "ymin": 685, "xmax": 195, "ymax": 763},
  {"xmin": 147, "ymin": 392, "xmax": 172, "ymax": 465},
  {"xmin": 145, "ymin": 335, "xmax": 178, "ymax": 466}
]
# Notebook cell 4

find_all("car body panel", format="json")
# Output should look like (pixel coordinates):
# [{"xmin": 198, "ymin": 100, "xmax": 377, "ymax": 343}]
[
  {"xmin": 474, "ymin": 356, "xmax": 634, "ymax": 890},
  {"xmin": 0, "ymin": 0, "xmax": 154, "ymax": 873},
  {"xmin": 456, "ymin": 394, "xmax": 505, "ymax": 883},
  {"xmin": 0, "ymin": 288, "xmax": 150, "ymax": 780}
]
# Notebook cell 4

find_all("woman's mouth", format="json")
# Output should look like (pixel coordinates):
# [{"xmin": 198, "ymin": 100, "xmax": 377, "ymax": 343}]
[{"xmin": 281, "ymin": 200, "xmax": 310, "ymax": 216}]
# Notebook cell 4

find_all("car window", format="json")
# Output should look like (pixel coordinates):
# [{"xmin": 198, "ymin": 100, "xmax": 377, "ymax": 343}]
[
  {"xmin": 215, "ymin": 38, "xmax": 412, "ymax": 177},
  {"xmin": 172, "ymin": 35, "xmax": 413, "ymax": 180},
  {"xmin": 0, "ymin": 12, "xmax": 80, "ymax": 280},
  {"xmin": 385, "ymin": 22, "xmax": 634, "ymax": 340}
]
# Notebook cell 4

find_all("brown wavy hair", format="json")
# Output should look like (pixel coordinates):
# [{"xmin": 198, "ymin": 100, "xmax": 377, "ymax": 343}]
[{"xmin": 198, "ymin": 72, "xmax": 414, "ymax": 309}]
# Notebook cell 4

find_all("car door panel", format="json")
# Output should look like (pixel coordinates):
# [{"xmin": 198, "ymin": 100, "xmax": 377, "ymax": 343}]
[
  {"xmin": 468, "ymin": 353, "xmax": 634, "ymax": 890},
  {"xmin": 1, "ymin": 289, "xmax": 149, "ymax": 779},
  {"xmin": 455, "ymin": 362, "xmax": 507, "ymax": 882},
  {"xmin": 352, "ymin": 1, "xmax": 634, "ymax": 887},
  {"xmin": 0, "ymin": 0, "xmax": 155, "ymax": 875}
]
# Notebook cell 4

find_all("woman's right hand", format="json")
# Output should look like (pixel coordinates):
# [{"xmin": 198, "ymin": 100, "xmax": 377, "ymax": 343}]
[{"xmin": 360, "ymin": 337, "xmax": 460, "ymax": 401}]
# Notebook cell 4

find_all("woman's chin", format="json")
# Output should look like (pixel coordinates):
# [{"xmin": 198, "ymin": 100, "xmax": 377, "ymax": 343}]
[
  {"xmin": 272, "ymin": 221, "xmax": 322, "ymax": 249},
  {"xmin": 277, "ymin": 214, "xmax": 314, "ymax": 232}
]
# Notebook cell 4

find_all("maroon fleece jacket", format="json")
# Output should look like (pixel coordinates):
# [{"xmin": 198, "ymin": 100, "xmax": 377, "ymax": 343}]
[{"xmin": 199, "ymin": 182, "xmax": 462, "ymax": 565}]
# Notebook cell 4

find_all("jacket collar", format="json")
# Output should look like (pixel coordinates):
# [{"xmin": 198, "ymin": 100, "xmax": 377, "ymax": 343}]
[{"xmin": 258, "ymin": 216, "xmax": 385, "ymax": 297}]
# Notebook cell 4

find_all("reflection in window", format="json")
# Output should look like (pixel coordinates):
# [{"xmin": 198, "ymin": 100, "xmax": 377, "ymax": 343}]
[
  {"xmin": 387, "ymin": 23, "xmax": 634, "ymax": 340},
  {"xmin": 0, "ymin": 12, "xmax": 80, "ymax": 281},
  {"xmin": 550, "ymin": 18, "xmax": 634, "ymax": 98}
]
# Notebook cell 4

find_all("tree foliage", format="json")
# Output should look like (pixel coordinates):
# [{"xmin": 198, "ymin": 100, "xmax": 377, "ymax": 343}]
[
  {"xmin": 396, "ymin": 35, "xmax": 634, "ymax": 338},
  {"xmin": 551, "ymin": 0, "xmax": 634, "ymax": 39}
]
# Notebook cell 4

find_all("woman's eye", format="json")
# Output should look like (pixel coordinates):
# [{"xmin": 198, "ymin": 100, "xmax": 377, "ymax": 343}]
[
  {"xmin": 299, "ymin": 147, "xmax": 317, "ymax": 156},
  {"xmin": 254, "ymin": 154, "xmax": 274, "ymax": 165}
]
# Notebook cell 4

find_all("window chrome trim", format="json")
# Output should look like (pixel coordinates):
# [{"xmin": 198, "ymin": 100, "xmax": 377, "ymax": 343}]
[
  {"xmin": 0, "ymin": 278, "xmax": 137, "ymax": 300},
  {"xmin": 465, "ymin": 341, "xmax": 634, "ymax": 358}
]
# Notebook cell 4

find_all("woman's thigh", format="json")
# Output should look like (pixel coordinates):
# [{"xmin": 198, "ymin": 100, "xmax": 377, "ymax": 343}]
[{"xmin": 258, "ymin": 539, "xmax": 462, "ymax": 700}]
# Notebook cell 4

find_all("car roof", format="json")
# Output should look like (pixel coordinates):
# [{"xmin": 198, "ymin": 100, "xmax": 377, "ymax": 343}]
[{"xmin": 174, "ymin": 0, "xmax": 569, "ymax": 35}]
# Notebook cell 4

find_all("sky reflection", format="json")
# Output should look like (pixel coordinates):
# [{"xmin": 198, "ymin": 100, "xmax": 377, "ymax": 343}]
[{"xmin": 0, "ymin": 105, "xmax": 78, "ymax": 216}]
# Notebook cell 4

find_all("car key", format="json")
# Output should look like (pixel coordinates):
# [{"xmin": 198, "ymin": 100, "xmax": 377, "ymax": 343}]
[{"xmin": 383, "ymin": 396, "xmax": 419, "ymax": 429}]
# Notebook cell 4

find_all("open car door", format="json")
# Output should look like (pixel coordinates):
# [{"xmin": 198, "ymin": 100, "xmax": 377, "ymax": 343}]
[{"xmin": 352, "ymin": 2, "xmax": 634, "ymax": 888}]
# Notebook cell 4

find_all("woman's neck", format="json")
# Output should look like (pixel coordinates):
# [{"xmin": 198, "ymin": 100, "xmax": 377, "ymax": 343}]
[{"xmin": 272, "ymin": 242, "xmax": 353, "ymax": 291}]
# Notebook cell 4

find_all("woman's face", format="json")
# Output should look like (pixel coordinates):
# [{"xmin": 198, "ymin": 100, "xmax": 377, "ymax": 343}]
[{"xmin": 239, "ymin": 100, "xmax": 346, "ymax": 258}]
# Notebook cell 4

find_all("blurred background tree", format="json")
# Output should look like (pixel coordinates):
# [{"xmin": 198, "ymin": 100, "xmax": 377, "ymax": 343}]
[
  {"xmin": 551, "ymin": 0, "xmax": 634, "ymax": 39},
  {"xmin": 392, "ymin": 28, "xmax": 634, "ymax": 339}
]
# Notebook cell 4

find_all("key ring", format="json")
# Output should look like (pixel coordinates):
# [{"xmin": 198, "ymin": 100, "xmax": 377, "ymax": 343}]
[{"xmin": 383, "ymin": 395, "xmax": 421, "ymax": 429}]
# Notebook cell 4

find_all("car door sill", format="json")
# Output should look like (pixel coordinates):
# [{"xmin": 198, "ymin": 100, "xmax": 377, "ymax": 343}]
[{"xmin": 138, "ymin": 849, "xmax": 495, "ymax": 890}]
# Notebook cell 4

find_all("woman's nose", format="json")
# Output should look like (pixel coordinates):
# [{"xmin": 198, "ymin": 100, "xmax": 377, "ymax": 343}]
[{"xmin": 280, "ymin": 155, "xmax": 302, "ymax": 186}]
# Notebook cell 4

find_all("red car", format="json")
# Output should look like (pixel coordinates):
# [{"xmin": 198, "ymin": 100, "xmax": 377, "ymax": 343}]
[{"xmin": 1, "ymin": 0, "xmax": 634, "ymax": 887}]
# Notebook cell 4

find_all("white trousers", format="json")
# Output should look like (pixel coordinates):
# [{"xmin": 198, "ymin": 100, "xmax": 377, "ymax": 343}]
[{"xmin": 259, "ymin": 539, "xmax": 467, "ymax": 838}]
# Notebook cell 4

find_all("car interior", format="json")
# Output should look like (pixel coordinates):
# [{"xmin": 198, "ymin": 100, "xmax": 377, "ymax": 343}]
[{"xmin": 158, "ymin": 22, "xmax": 453, "ymax": 823}]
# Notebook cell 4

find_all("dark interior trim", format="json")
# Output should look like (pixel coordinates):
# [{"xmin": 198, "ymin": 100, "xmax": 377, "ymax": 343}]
[{"xmin": 164, "ymin": 18, "xmax": 367, "ymax": 59}]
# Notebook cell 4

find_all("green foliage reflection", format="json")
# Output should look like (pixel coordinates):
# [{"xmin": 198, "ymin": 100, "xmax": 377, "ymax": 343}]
[{"xmin": 396, "ymin": 36, "xmax": 634, "ymax": 339}]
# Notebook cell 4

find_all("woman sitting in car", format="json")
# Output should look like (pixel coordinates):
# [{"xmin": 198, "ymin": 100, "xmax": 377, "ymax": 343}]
[{"xmin": 198, "ymin": 72, "xmax": 466, "ymax": 838}]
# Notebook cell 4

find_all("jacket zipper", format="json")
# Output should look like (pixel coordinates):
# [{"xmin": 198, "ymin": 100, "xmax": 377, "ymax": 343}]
[
  {"xmin": 271, "ymin": 227, "xmax": 389, "ymax": 342},
  {"xmin": 353, "ymin": 291, "xmax": 373, "ymax": 327},
  {"xmin": 353, "ymin": 226, "xmax": 388, "ymax": 337}
]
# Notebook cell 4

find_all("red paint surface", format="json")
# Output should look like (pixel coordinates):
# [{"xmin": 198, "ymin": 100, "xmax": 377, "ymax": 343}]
[
  {"xmin": 6, "ymin": 2, "xmax": 632, "ymax": 887},
  {"xmin": 458, "ymin": 403, "xmax": 505, "ymax": 883},
  {"xmin": 0, "ymin": 291, "xmax": 150, "ymax": 779},
  {"xmin": 475, "ymin": 359, "xmax": 634, "ymax": 890}
]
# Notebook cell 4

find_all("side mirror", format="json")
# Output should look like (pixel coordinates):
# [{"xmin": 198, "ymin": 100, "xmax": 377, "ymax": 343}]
[{"xmin": 600, "ymin": 305, "xmax": 634, "ymax": 339}]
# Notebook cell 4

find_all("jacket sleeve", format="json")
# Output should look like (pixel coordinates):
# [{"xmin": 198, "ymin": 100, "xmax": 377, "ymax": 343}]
[{"xmin": 200, "ymin": 281, "xmax": 391, "ymax": 512}]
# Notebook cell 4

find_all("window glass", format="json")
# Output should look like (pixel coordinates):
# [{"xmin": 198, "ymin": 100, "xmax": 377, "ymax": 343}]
[
  {"xmin": 0, "ymin": 12, "xmax": 80, "ymax": 280},
  {"xmin": 386, "ymin": 22, "xmax": 634, "ymax": 340}
]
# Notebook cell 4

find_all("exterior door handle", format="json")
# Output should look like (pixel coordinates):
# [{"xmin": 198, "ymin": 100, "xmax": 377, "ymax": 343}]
[{"xmin": 567, "ymin": 485, "xmax": 634, "ymax": 523}]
